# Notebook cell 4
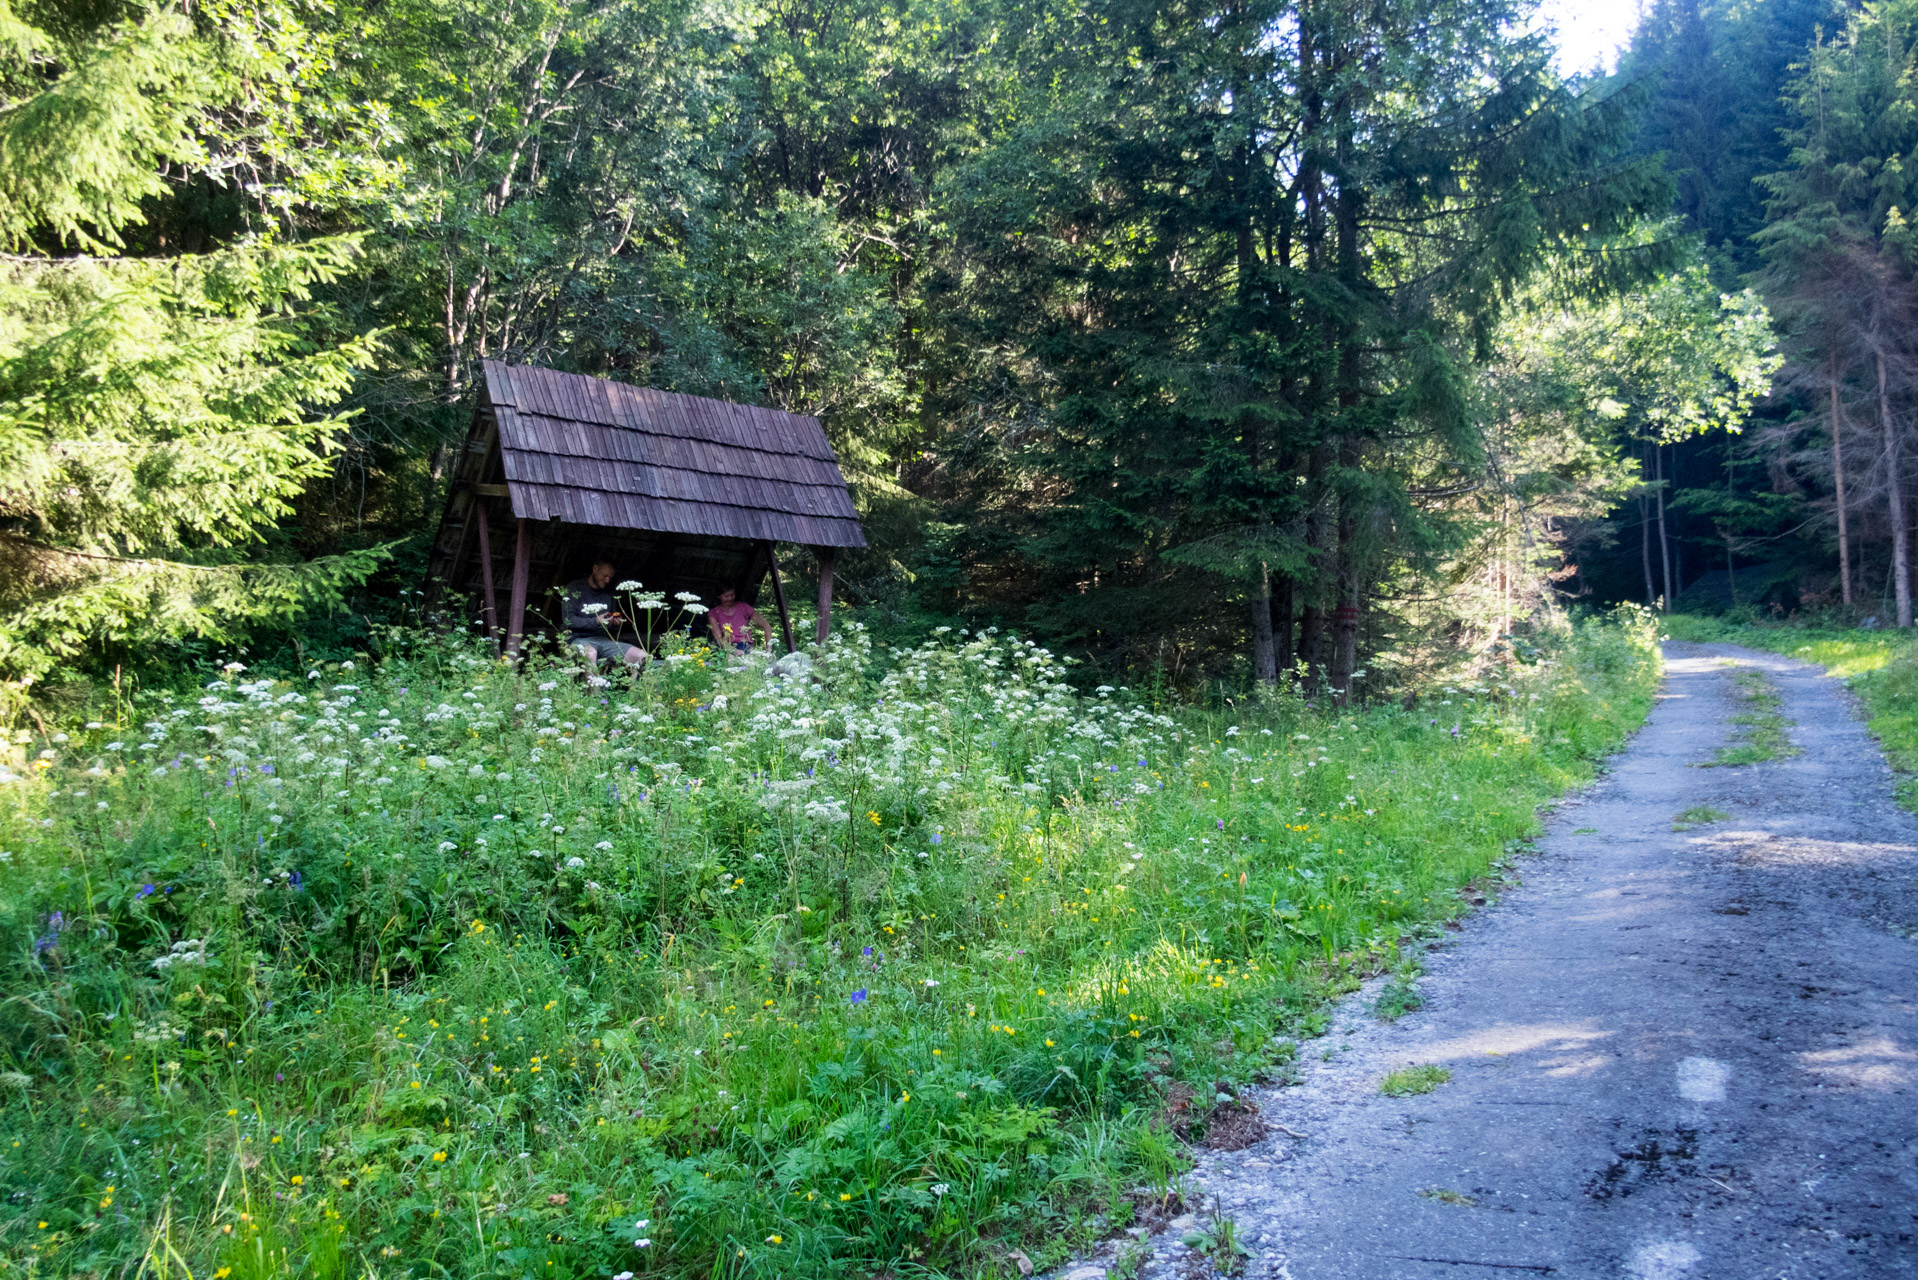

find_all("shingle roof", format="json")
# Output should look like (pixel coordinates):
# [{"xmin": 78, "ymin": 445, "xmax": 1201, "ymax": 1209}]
[{"xmin": 481, "ymin": 361, "xmax": 866, "ymax": 548}]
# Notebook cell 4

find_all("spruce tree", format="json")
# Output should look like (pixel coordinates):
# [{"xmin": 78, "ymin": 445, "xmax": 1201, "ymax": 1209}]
[
  {"xmin": 0, "ymin": 0, "xmax": 389, "ymax": 683},
  {"xmin": 1758, "ymin": 0, "xmax": 1918, "ymax": 626},
  {"xmin": 945, "ymin": 0, "xmax": 1671, "ymax": 686}
]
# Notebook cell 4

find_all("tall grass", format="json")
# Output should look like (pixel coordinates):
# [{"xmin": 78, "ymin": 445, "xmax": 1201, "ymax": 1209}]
[{"xmin": 1, "ymin": 610, "xmax": 1659, "ymax": 1280}]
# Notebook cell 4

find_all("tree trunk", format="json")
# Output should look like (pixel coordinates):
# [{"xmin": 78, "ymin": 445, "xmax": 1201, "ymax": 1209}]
[
  {"xmin": 1832, "ymin": 346, "xmax": 1853, "ymax": 606},
  {"xmin": 475, "ymin": 501, "xmax": 499, "ymax": 644},
  {"xmin": 1250, "ymin": 561, "xmax": 1277, "ymax": 684},
  {"xmin": 1298, "ymin": 603, "xmax": 1324, "ymax": 690},
  {"xmin": 1878, "ymin": 350, "xmax": 1912, "ymax": 627},
  {"xmin": 814, "ymin": 548, "xmax": 837, "ymax": 643},
  {"xmin": 1299, "ymin": 444, "xmax": 1333, "ymax": 691},
  {"xmin": 1639, "ymin": 491, "xmax": 1655, "ymax": 607},
  {"xmin": 1272, "ymin": 574, "xmax": 1295, "ymax": 678},
  {"xmin": 507, "ymin": 518, "xmax": 532, "ymax": 656},
  {"xmin": 1654, "ymin": 443, "xmax": 1673, "ymax": 610},
  {"xmin": 1330, "ymin": 474, "xmax": 1360, "ymax": 702}
]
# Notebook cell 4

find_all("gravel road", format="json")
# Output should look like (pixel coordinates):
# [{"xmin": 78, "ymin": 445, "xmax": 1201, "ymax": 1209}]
[{"xmin": 1083, "ymin": 642, "xmax": 1918, "ymax": 1280}]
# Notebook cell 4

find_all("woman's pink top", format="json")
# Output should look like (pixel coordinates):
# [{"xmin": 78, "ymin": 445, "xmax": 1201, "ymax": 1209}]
[{"xmin": 709, "ymin": 601, "xmax": 756, "ymax": 642}]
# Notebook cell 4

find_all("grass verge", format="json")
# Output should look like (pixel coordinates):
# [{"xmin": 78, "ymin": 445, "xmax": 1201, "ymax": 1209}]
[{"xmin": 1, "ymin": 610, "xmax": 1658, "ymax": 1279}]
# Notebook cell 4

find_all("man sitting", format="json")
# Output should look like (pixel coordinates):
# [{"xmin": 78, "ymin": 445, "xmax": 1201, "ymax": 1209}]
[
  {"xmin": 561, "ymin": 562, "xmax": 646, "ymax": 667},
  {"xmin": 706, "ymin": 586, "xmax": 771, "ymax": 653}
]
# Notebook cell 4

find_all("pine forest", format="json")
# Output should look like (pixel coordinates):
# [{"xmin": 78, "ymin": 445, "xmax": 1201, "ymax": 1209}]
[{"xmin": 0, "ymin": 0, "xmax": 1910, "ymax": 1276}]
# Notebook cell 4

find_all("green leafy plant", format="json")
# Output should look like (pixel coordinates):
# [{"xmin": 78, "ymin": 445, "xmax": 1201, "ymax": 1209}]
[
  {"xmin": 1372, "ymin": 971, "xmax": 1424, "ymax": 1021},
  {"xmin": 1181, "ymin": 1203, "xmax": 1252, "ymax": 1276}
]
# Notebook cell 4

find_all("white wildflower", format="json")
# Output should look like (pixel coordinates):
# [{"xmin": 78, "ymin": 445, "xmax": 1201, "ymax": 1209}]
[{"xmin": 616, "ymin": 580, "xmax": 642, "ymax": 592}]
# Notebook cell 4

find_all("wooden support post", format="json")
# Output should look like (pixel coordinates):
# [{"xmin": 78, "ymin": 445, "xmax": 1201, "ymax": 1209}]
[
  {"xmin": 507, "ymin": 518, "xmax": 532, "ymax": 657},
  {"xmin": 814, "ymin": 547, "xmax": 836, "ymax": 645},
  {"xmin": 475, "ymin": 502, "xmax": 499, "ymax": 641},
  {"xmin": 762, "ymin": 540, "xmax": 795, "ymax": 653}
]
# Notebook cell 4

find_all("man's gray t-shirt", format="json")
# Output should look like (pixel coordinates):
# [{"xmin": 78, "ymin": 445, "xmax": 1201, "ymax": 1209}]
[{"xmin": 562, "ymin": 579, "xmax": 619, "ymax": 635}]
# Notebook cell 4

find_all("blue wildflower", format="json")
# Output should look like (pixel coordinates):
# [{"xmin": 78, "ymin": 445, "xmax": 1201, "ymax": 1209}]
[
  {"xmin": 929, "ymin": 833, "xmax": 942, "ymax": 845},
  {"xmin": 850, "ymin": 989, "xmax": 868, "ymax": 1004},
  {"xmin": 862, "ymin": 946, "xmax": 873, "ymax": 957},
  {"xmin": 137, "ymin": 883, "xmax": 156, "ymax": 899}
]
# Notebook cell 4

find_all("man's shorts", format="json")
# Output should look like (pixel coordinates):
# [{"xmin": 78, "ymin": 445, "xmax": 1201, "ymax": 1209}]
[{"xmin": 574, "ymin": 636, "xmax": 638, "ymax": 664}]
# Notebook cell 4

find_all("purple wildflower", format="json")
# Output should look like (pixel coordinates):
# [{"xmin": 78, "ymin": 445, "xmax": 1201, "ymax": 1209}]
[
  {"xmin": 929, "ymin": 833, "xmax": 942, "ymax": 845},
  {"xmin": 1216, "ymin": 819, "xmax": 1225, "ymax": 830}
]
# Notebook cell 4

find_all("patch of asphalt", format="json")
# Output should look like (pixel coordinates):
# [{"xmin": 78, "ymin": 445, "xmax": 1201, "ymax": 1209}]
[{"xmin": 1061, "ymin": 642, "xmax": 1918, "ymax": 1280}]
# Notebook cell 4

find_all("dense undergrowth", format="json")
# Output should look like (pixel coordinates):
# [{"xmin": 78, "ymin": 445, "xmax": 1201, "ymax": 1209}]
[
  {"xmin": 1663, "ymin": 614, "xmax": 1918, "ymax": 805},
  {"xmin": 0, "ymin": 611, "xmax": 1659, "ymax": 1280}
]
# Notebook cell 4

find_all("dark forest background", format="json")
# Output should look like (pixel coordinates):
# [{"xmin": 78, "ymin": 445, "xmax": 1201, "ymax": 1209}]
[{"xmin": 4, "ymin": 0, "xmax": 1914, "ymax": 704}]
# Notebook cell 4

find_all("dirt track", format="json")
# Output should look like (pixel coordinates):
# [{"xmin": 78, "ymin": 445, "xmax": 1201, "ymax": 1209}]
[{"xmin": 1096, "ymin": 643, "xmax": 1918, "ymax": 1280}]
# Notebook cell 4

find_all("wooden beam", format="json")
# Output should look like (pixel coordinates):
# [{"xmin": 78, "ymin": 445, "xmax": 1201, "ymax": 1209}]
[
  {"xmin": 762, "ymin": 540, "xmax": 794, "ymax": 653},
  {"xmin": 814, "ymin": 547, "xmax": 836, "ymax": 645},
  {"xmin": 475, "ymin": 501, "xmax": 499, "ymax": 642},
  {"xmin": 507, "ymin": 518, "xmax": 532, "ymax": 656},
  {"xmin": 468, "ymin": 482, "xmax": 509, "ymax": 499}
]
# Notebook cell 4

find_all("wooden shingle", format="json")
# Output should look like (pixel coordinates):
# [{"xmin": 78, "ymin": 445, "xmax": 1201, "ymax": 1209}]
[{"xmin": 480, "ymin": 361, "xmax": 866, "ymax": 549}]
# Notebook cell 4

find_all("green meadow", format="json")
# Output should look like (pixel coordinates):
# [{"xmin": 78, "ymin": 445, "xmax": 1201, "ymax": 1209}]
[{"xmin": 2, "ymin": 612, "xmax": 1658, "ymax": 1280}]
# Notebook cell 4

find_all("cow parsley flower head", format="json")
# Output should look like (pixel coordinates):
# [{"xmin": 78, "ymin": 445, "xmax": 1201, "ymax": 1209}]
[{"xmin": 616, "ymin": 580, "xmax": 642, "ymax": 592}]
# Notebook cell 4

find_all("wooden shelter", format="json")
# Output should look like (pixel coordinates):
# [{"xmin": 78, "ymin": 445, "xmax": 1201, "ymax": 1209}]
[{"xmin": 424, "ymin": 360, "xmax": 865, "ymax": 654}]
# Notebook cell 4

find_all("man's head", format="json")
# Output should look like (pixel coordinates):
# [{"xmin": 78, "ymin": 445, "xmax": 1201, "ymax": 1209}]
[
  {"xmin": 587, "ymin": 562, "xmax": 614, "ymax": 589},
  {"xmin": 718, "ymin": 587, "xmax": 737, "ymax": 606}
]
